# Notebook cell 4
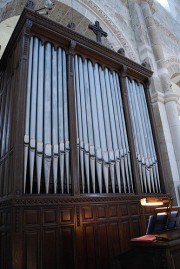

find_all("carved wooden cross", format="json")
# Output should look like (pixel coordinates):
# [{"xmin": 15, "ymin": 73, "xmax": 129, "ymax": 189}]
[{"xmin": 88, "ymin": 21, "xmax": 108, "ymax": 44}]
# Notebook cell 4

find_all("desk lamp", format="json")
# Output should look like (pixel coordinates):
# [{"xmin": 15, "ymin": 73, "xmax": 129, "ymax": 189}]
[{"xmin": 140, "ymin": 197, "xmax": 173, "ymax": 230}]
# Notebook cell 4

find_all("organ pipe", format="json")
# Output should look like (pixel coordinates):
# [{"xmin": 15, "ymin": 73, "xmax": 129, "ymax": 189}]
[
  {"xmin": 126, "ymin": 77, "xmax": 161, "ymax": 193},
  {"xmin": 24, "ymin": 37, "xmax": 70, "ymax": 194},
  {"xmin": 23, "ymin": 37, "xmax": 160, "ymax": 195},
  {"xmin": 75, "ymin": 55, "xmax": 133, "ymax": 194}
]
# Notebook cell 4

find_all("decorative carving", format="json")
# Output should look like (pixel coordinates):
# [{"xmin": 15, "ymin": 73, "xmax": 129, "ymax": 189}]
[
  {"xmin": 0, "ymin": 199, "xmax": 13, "ymax": 207},
  {"xmin": 67, "ymin": 22, "xmax": 76, "ymax": 30},
  {"xmin": 23, "ymin": 19, "xmax": 33, "ymax": 57},
  {"xmin": 118, "ymin": 48, "xmax": 125, "ymax": 56},
  {"xmin": 25, "ymin": 0, "xmax": 35, "ymax": 10},
  {"xmin": 14, "ymin": 194, "xmax": 169, "ymax": 206},
  {"xmin": 69, "ymin": 39, "xmax": 76, "ymax": 55},
  {"xmin": 76, "ymin": 206, "xmax": 80, "ymax": 226},
  {"xmin": 120, "ymin": 65, "xmax": 127, "ymax": 77},
  {"xmin": 142, "ymin": 60, "xmax": 151, "ymax": 70},
  {"xmin": 15, "ymin": 208, "xmax": 20, "ymax": 232},
  {"xmin": 88, "ymin": 21, "xmax": 108, "ymax": 44}
]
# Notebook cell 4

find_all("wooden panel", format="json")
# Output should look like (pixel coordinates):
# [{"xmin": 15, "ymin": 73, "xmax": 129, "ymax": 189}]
[
  {"xmin": 0, "ymin": 161, "xmax": 4, "ymax": 197},
  {"xmin": 60, "ymin": 207, "xmax": 74, "ymax": 224},
  {"xmin": 107, "ymin": 222, "xmax": 121, "ymax": 258},
  {"xmin": 60, "ymin": 226, "xmax": 75, "ymax": 269},
  {"xmin": 120, "ymin": 220, "xmax": 131, "ymax": 253},
  {"xmin": 82, "ymin": 206, "xmax": 94, "ymax": 222},
  {"xmin": 3, "ymin": 157, "xmax": 9, "ymax": 196},
  {"xmin": 42, "ymin": 229, "xmax": 57, "ymax": 269},
  {"xmin": 0, "ymin": 208, "xmax": 11, "ymax": 269},
  {"xmin": 0, "ymin": 232, "xmax": 6, "ymax": 269},
  {"xmin": 120, "ymin": 204, "xmax": 128, "ymax": 217},
  {"xmin": 24, "ymin": 231, "xmax": 39, "ymax": 269},
  {"xmin": 6, "ymin": 231, "xmax": 11, "ymax": 269},
  {"xmin": 108, "ymin": 205, "xmax": 119, "ymax": 219},
  {"xmin": 1, "ymin": 196, "xmax": 174, "ymax": 269},
  {"xmin": 43, "ymin": 208, "xmax": 58, "ymax": 226},
  {"xmin": 96, "ymin": 223, "xmax": 109, "ymax": 269},
  {"xmin": 8, "ymin": 152, "xmax": 13, "ymax": 194},
  {"xmin": 170, "ymin": 249, "xmax": 180, "ymax": 269},
  {"xmin": 24, "ymin": 209, "xmax": 40, "ymax": 227},
  {"xmin": 83, "ymin": 224, "xmax": 97, "ymax": 269},
  {"xmin": 0, "ymin": 211, "xmax": 6, "ymax": 227},
  {"xmin": 96, "ymin": 206, "xmax": 107, "ymax": 220},
  {"xmin": 129, "ymin": 204, "xmax": 139, "ymax": 216},
  {"xmin": 131, "ymin": 218, "xmax": 141, "ymax": 238}
]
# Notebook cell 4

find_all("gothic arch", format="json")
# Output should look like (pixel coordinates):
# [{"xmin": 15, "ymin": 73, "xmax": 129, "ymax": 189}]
[{"xmin": 0, "ymin": 0, "xmax": 138, "ymax": 61}]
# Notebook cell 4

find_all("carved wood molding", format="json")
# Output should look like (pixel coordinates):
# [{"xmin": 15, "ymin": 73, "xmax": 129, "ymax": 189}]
[
  {"xmin": 0, "ymin": 198, "xmax": 13, "ymax": 207},
  {"xmin": 0, "ymin": 8, "xmax": 153, "ymax": 83},
  {"xmin": 10, "ymin": 194, "xmax": 168, "ymax": 206}
]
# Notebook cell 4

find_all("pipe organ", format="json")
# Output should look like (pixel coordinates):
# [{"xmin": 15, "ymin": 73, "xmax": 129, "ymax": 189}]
[
  {"xmin": 0, "ymin": 8, "xmax": 169, "ymax": 269},
  {"xmin": 23, "ymin": 39, "xmax": 161, "ymax": 195}
]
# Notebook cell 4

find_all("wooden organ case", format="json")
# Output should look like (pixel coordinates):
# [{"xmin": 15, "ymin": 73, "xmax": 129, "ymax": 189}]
[{"xmin": 0, "ymin": 8, "xmax": 168, "ymax": 269}]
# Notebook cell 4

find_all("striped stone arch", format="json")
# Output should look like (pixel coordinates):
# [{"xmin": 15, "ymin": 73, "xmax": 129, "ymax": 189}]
[{"xmin": 0, "ymin": 0, "xmax": 138, "ymax": 61}]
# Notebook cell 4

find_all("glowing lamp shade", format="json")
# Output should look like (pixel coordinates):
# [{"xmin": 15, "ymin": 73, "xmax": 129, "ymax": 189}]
[{"xmin": 140, "ymin": 198, "xmax": 164, "ymax": 207}]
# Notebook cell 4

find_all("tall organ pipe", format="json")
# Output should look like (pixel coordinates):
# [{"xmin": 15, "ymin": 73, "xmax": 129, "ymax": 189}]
[
  {"xmin": 24, "ymin": 37, "xmax": 69, "ymax": 194},
  {"xmin": 75, "ymin": 55, "xmax": 133, "ymax": 194},
  {"xmin": 126, "ymin": 77, "xmax": 161, "ymax": 193},
  {"xmin": 36, "ymin": 41, "xmax": 44, "ymax": 194}
]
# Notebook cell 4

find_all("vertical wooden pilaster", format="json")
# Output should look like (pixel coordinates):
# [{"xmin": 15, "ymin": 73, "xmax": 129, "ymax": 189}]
[
  {"xmin": 120, "ymin": 66, "xmax": 141, "ymax": 194},
  {"xmin": 13, "ymin": 19, "xmax": 32, "ymax": 196},
  {"xmin": 67, "ymin": 40, "xmax": 79, "ymax": 196}
]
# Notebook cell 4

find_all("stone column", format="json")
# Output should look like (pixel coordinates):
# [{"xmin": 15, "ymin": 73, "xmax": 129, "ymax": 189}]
[
  {"xmin": 140, "ymin": 0, "xmax": 180, "ymax": 204},
  {"xmin": 140, "ymin": 0, "xmax": 170, "ymax": 93},
  {"xmin": 165, "ymin": 93, "xmax": 180, "ymax": 174},
  {"xmin": 151, "ymin": 92, "xmax": 180, "ymax": 205}
]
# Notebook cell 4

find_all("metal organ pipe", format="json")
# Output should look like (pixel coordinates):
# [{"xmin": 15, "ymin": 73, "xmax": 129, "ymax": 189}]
[
  {"xmin": 52, "ymin": 47, "xmax": 58, "ymax": 194},
  {"xmin": 24, "ymin": 39, "xmax": 159, "ymax": 195},
  {"xmin": 24, "ymin": 37, "xmax": 70, "ymax": 194},
  {"xmin": 30, "ymin": 38, "xmax": 39, "ymax": 194},
  {"xmin": 24, "ymin": 37, "xmax": 33, "ymax": 193},
  {"xmin": 94, "ymin": 63, "xmax": 109, "ymax": 193},
  {"xmin": 127, "ymin": 78, "xmax": 147, "ymax": 191},
  {"xmin": 57, "ymin": 47, "xmax": 65, "ymax": 194},
  {"xmin": 87, "ymin": 60, "xmax": 103, "ymax": 193},
  {"xmin": 75, "ymin": 55, "xmax": 134, "ymax": 194},
  {"xmin": 36, "ymin": 41, "xmax": 44, "ymax": 194},
  {"xmin": 126, "ymin": 77, "xmax": 161, "ymax": 193},
  {"xmin": 63, "ymin": 50, "xmax": 70, "ymax": 194},
  {"xmin": 83, "ymin": 60, "xmax": 95, "ymax": 193}
]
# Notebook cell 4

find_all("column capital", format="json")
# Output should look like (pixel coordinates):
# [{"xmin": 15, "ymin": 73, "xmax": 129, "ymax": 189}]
[{"xmin": 151, "ymin": 91, "xmax": 180, "ymax": 105}]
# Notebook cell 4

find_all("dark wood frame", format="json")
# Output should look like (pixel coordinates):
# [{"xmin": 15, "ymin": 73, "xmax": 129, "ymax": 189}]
[{"xmin": 0, "ymin": 8, "xmax": 170, "ymax": 269}]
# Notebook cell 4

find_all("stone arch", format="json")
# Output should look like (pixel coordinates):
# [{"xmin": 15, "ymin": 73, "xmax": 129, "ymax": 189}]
[
  {"xmin": 0, "ymin": 15, "xmax": 19, "ymax": 58},
  {"xmin": 0, "ymin": 0, "xmax": 138, "ymax": 61},
  {"xmin": 165, "ymin": 57, "xmax": 180, "ymax": 79}
]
